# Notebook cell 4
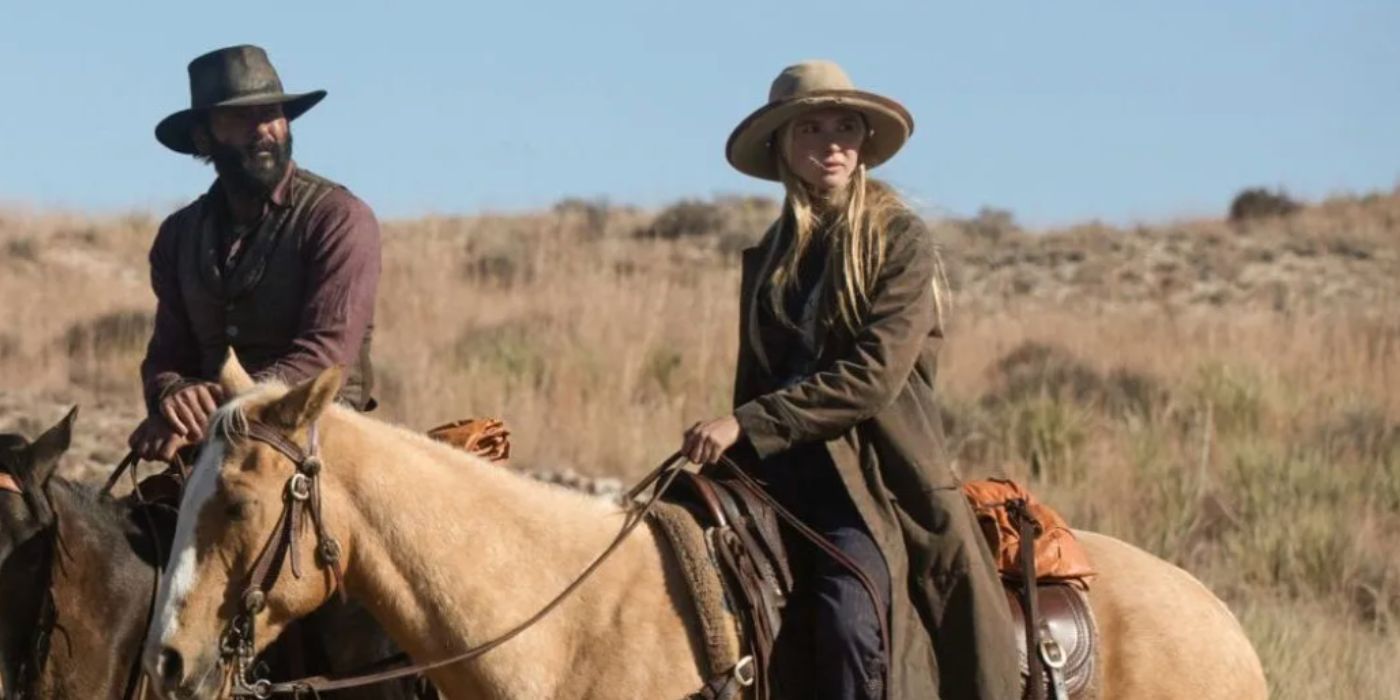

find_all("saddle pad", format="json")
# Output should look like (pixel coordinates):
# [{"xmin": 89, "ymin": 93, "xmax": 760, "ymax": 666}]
[
  {"xmin": 1006, "ymin": 583, "xmax": 1100, "ymax": 699},
  {"xmin": 648, "ymin": 501, "xmax": 742, "ymax": 680}
]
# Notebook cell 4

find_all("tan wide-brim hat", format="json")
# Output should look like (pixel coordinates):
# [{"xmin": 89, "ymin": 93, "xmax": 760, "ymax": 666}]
[{"xmin": 726, "ymin": 60, "xmax": 914, "ymax": 181}]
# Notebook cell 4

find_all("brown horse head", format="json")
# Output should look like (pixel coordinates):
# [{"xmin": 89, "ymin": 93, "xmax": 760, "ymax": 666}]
[
  {"xmin": 0, "ymin": 408, "xmax": 78, "ymax": 693},
  {"xmin": 0, "ymin": 407, "xmax": 76, "ymax": 569},
  {"xmin": 145, "ymin": 354, "xmax": 348, "ymax": 699}
]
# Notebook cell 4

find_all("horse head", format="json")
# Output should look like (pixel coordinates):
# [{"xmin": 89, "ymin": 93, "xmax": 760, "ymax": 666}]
[
  {"xmin": 0, "ymin": 408, "xmax": 75, "ymax": 551},
  {"xmin": 0, "ymin": 408, "xmax": 77, "ymax": 695},
  {"xmin": 145, "ymin": 352, "xmax": 350, "ymax": 699}
]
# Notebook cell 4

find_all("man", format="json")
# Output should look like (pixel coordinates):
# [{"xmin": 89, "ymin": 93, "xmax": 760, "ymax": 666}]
[
  {"xmin": 125, "ymin": 45, "xmax": 428, "ymax": 698},
  {"xmin": 129, "ymin": 44, "xmax": 379, "ymax": 461}
]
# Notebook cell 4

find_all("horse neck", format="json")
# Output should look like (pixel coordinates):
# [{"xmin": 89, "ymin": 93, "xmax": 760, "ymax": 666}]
[
  {"xmin": 34, "ymin": 480, "xmax": 154, "ymax": 698},
  {"xmin": 320, "ymin": 413, "xmax": 648, "ymax": 687}
]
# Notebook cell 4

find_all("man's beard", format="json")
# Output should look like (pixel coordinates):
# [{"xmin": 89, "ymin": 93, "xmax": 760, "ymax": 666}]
[{"xmin": 208, "ymin": 131, "xmax": 293, "ymax": 197}]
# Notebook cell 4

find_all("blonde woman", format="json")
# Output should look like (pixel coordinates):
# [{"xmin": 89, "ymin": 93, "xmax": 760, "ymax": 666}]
[{"xmin": 681, "ymin": 61, "xmax": 1020, "ymax": 699}]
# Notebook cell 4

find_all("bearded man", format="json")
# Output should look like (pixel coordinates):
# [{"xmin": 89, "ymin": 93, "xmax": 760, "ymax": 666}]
[
  {"xmin": 129, "ymin": 44, "xmax": 379, "ymax": 460},
  {"xmin": 125, "ymin": 45, "xmax": 430, "ymax": 698}
]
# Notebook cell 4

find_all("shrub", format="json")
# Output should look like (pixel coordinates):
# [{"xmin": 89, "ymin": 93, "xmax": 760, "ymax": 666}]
[
  {"xmin": 639, "ymin": 200, "xmax": 728, "ymax": 240},
  {"xmin": 452, "ymin": 321, "xmax": 549, "ymax": 388},
  {"xmin": 63, "ymin": 310, "xmax": 152, "ymax": 359},
  {"xmin": 963, "ymin": 206, "xmax": 1021, "ymax": 244},
  {"xmin": 553, "ymin": 197, "xmax": 612, "ymax": 238},
  {"xmin": 1230, "ymin": 188, "xmax": 1301, "ymax": 223}
]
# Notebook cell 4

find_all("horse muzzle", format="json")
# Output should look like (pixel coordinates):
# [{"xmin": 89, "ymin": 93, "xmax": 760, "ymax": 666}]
[{"xmin": 146, "ymin": 644, "xmax": 225, "ymax": 700}]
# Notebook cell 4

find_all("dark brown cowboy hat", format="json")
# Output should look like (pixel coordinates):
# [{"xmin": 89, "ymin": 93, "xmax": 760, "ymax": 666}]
[
  {"xmin": 727, "ymin": 60, "xmax": 913, "ymax": 181},
  {"xmin": 155, "ymin": 45, "xmax": 326, "ymax": 155}
]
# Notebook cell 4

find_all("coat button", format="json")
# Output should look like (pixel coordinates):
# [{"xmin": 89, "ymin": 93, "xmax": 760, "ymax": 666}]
[{"xmin": 226, "ymin": 325, "xmax": 240, "ymax": 338}]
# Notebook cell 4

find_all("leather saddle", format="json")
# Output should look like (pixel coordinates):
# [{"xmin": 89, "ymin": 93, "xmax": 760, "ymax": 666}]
[
  {"xmin": 662, "ymin": 470, "xmax": 1099, "ymax": 700},
  {"xmin": 664, "ymin": 470, "xmax": 795, "ymax": 700},
  {"xmin": 1006, "ymin": 583, "xmax": 1098, "ymax": 700}
]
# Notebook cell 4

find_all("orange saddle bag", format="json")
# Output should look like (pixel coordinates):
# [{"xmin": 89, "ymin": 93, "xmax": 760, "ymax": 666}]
[
  {"xmin": 963, "ymin": 478, "xmax": 1096, "ymax": 588},
  {"xmin": 426, "ymin": 418, "xmax": 512, "ymax": 464}
]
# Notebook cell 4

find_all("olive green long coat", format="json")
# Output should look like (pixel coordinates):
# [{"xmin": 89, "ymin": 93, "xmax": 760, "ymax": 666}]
[{"xmin": 729, "ymin": 213, "xmax": 1021, "ymax": 699}]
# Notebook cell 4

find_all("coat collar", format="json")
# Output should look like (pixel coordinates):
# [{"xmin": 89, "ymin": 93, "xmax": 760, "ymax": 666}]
[{"xmin": 741, "ymin": 216, "xmax": 788, "ymax": 376}]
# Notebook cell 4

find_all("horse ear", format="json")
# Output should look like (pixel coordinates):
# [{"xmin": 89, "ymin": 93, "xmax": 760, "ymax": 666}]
[
  {"xmin": 265, "ymin": 366, "xmax": 343, "ymax": 430},
  {"xmin": 23, "ymin": 406, "xmax": 77, "ymax": 489},
  {"xmin": 219, "ymin": 348, "xmax": 256, "ymax": 395}
]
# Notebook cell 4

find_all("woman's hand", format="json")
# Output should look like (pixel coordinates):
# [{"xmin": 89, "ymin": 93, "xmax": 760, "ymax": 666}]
[{"xmin": 681, "ymin": 416, "xmax": 743, "ymax": 465}]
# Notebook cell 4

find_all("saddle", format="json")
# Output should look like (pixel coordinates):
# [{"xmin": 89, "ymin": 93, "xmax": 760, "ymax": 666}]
[
  {"xmin": 655, "ymin": 470, "xmax": 796, "ymax": 700},
  {"xmin": 654, "ymin": 470, "xmax": 1100, "ymax": 700},
  {"xmin": 965, "ymin": 479, "xmax": 1100, "ymax": 700}
]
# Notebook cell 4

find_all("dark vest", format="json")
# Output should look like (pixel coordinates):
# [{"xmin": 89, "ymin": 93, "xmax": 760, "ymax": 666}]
[{"xmin": 175, "ymin": 169, "xmax": 375, "ymax": 409}]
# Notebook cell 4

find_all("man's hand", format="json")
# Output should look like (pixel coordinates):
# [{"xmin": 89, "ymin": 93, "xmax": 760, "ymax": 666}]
[
  {"xmin": 159, "ymin": 381, "xmax": 225, "ymax": 441},
  {"xmin": 681, "ymin": 416, "xmax": 743, "ymax": 465},
  {"xmin": 127, "ymin": 416, "xmax": 192, "ymax": 463}
]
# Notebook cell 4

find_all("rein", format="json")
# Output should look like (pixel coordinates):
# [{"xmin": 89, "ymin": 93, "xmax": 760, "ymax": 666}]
[{"xmin": 222, "ymin": 420, "xmax": 886, "ymax": 698}]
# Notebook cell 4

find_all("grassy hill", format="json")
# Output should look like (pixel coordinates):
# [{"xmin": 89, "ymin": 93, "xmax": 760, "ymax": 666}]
[{"xmin": 1, "ymin": 188, "xmax": 1396, "ymax": 699}]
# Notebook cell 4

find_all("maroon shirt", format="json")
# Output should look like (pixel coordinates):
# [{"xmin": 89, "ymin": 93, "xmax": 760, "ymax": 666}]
[{"xmin": 140, "ymin": 164, "xmax": 380, "ymax": 413}]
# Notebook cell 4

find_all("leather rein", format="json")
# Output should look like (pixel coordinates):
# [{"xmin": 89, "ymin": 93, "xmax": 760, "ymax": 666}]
[{"xmin": 222, "ymin": 420, "xmax": 887, "ymax": 698}]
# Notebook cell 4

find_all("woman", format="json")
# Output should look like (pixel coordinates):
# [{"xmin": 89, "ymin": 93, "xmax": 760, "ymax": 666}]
[{"xmin": 680, "ymin": 61, "xmax": 1020, "ymax": 699}]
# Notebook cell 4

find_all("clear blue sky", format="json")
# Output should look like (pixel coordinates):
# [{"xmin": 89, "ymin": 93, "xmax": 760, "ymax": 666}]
[{"xmin": 2, "ymin": 1, "xmax": 1396, "ymax": 226}]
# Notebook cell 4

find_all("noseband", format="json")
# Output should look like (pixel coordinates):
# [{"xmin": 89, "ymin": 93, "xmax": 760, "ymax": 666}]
[{"xmin": 221, "ymin": 420, "xmax": 345, "ymax": 699}]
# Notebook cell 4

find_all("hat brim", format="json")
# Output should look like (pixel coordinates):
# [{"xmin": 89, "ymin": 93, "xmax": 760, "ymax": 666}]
[
  {"xmin": 726, "ymin": 89, "xmax": 913, "ymax": 181},
  {"xmin": 155, "ymin": 90, "xmax": 327, "ymax": 155}
]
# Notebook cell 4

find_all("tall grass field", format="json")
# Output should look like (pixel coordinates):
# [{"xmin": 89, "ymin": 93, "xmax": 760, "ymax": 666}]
[{"xmin": 1, "ymin": 188, "xmax": 1396, "ymax": 698}]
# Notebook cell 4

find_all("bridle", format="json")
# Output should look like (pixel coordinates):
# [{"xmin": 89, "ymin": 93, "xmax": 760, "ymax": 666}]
[{"xmin": 218, "ymin": 421, "xmax": 345, "ymax": 699}]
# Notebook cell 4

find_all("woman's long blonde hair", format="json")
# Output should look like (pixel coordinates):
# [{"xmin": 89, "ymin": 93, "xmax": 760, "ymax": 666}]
[{"xmin": 768, "ymin": 124, "xmax": 948, "ymax": 336}]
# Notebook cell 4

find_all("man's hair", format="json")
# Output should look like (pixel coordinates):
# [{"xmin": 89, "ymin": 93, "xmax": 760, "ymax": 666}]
[{"xmin": 189, "ymin": 111, "xmax": 213, "ymax": 164}]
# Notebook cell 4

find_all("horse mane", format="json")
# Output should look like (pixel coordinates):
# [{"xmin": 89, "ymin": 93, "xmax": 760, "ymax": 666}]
[
  {"xmin": 46, "ymin": 477, "xmax": 158, "ymax": 572},
  {"xmin": 207, "ymin": 393, "xmax": 253, "ymax": 446},
  {"xmin": 49, "ymin": 478, "xmax": 136, "ymax": 535}
]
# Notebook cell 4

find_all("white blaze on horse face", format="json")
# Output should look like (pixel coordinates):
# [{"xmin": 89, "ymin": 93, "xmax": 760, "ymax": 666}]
[{"xmin": 148, "ymin": 434, "xmax": 226, "ymax": 646}]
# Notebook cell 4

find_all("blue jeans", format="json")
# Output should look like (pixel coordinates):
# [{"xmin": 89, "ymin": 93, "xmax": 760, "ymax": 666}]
[{"xmin": 761, "ymin": 445, "xmax": 891, "ymax": 700}]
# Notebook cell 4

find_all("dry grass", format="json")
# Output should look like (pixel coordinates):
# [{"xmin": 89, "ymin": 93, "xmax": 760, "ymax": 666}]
[{"xmin": 1, "ymin": 190, "xmax": 1398, "ymax": 698}]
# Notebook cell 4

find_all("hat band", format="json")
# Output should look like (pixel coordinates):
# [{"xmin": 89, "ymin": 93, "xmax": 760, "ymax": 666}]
[{"xmin": 192, "ymin": 89, "xmax": 296, "ymax": 110}]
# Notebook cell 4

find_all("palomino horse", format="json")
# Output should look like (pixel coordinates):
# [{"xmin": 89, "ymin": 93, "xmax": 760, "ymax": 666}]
[
  {"xmin": 0, "ymin": 410, "xmax": 426, "ymax": 700},
  {"xmin": 145, "ymin": 358, "xmax": 1268, "ymax": 699}
]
